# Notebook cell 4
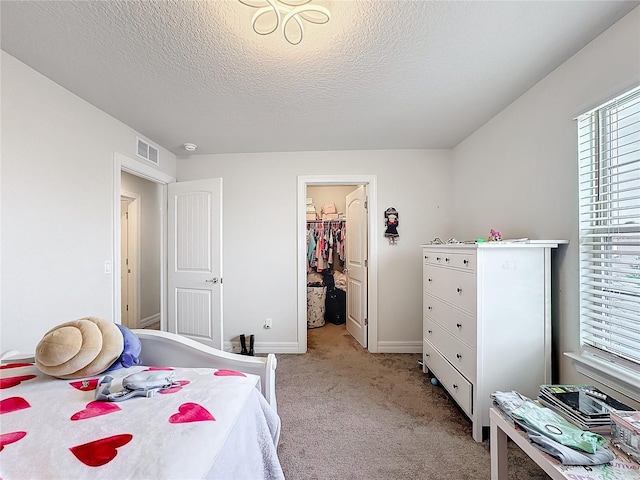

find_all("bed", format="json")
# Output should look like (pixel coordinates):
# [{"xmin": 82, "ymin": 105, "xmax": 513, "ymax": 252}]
[{"xmin": 0, "ymin": 329, "xmax": 283, "ymax": 480}]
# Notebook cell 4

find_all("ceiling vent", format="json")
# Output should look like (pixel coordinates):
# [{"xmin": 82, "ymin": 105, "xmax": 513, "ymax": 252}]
[{"xmin": 136, "ymin": 137, "xmax": 159, "ymax": 165}]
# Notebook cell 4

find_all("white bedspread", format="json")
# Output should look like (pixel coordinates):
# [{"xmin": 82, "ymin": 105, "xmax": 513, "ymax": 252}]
[{"xmin": 0, "ymin": 362, "xmax": 284, "ymax": 480}]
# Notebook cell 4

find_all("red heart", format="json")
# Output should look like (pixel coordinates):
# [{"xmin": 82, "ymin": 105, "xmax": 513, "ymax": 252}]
[
  {"xmin": 69, "ymin": 434, "xmax": 133, "ymax": 467},
  {"xmin": 0, "ymin": 397, "xmax": 31, "ymax": 414},
  {"xmin": 0, "ymin": 431, "xmax": 27, "ymax": 451},
  {"xmin": 214, "ymin": 369, "xmax": 246, "ymax": 377},
  {"xmin": 69, "ymin": 379, "xmax": 99, "ymax": 391},
  {"xmin": 71, "ymin": 401, "xmax": 121, "ymax": 421},
  {"xmin": 169, "ymin": 402, "xmax": 215, "ymax": 423},
  {"xmin": 159, "ymin": 380, "xmax": 190, "ymax": 395},
  {"xmin": 0, "ymin": 363, "xmax": 32, "ymax": 370},
  {"xmin": 0, "ymin": 375, "xmax": 37, "ymax": 389}
]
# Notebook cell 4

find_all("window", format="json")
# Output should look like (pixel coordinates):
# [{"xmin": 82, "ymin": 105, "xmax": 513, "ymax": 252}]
[{"xmin": 577, "ymin": 85, "xmax": 640, "ymax": 380}]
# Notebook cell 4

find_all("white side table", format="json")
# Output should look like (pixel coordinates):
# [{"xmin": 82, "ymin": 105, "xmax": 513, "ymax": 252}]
[{"xmin": 489, "ymin": 407, "xmax": 639, "ymax": 480}]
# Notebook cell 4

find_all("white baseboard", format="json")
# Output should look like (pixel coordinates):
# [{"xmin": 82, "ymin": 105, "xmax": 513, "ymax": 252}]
[
  {"xmin": 220, "ymin": 340, "xmax": 421, "ymax": 355},
  {"xmin": 139, "ymin": 313, "xmax": 160, "ymax": 328},
  {"xmin": 376, "ymin": 341, "xmax": 422, "ymax": 354},
  {"xmin": 223, "ymin": 341, "xmax": 300, "ymax": 355}
]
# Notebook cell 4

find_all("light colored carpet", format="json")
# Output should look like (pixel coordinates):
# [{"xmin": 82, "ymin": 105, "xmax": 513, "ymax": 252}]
[{"xmin": 275, "ymin": 323, "xmax": 547, "ymax": 479}]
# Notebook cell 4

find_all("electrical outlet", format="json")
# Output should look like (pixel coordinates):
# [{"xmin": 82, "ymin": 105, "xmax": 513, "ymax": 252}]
[{"xmin": 264, "ymin": 318, "xmax": 272, "ymax": 329}]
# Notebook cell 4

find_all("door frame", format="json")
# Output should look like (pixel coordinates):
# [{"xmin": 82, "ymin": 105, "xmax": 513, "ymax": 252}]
[
  {"xmin": 120, "ymin": 192, "xmax": 140, "ymax": 328},
  {"xmin": 113, "ymin": 152, "xmax": 175, "ymax": 329},
  {"xmin": 297, "ymin": 175, "xmax": 378, "ymax": 353}
]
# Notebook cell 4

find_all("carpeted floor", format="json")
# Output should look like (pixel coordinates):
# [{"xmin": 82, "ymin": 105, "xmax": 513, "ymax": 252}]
[{"xmin": 275, "ymin": 323, "xmax": 548, "ymax": 479}]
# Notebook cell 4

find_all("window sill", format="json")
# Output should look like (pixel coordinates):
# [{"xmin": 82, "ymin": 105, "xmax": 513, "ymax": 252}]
[{"xmin": 564, "ymin": 352, "xmax": 640, "ymax": 404}]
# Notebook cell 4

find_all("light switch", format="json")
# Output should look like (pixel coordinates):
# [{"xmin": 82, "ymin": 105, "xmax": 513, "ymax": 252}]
[{"xmin": 104, "ymin": 260, "xmax": 112, "ymax": 274}]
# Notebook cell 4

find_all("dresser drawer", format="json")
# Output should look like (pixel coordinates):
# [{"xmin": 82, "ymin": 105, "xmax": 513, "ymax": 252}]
[
  {"xmin": 423, "ymin": 340, "xmax": 473, "ymax": 417},
  {"xmin": 423, "ymin": 249, "xmax": 476, "ymax": 272},
  {"xmin": 424, "ymin": 318, "xmax": 476, "ymax": 381},
  {"xmin": 424, "ymin": 294, "xmax": 476, "ymax": 348},
  {"xmin": 423, "ymin": 266, "xmax": 477, "ymax": 314}
]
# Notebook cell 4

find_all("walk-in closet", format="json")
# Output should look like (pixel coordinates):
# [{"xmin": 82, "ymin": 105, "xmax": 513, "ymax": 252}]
[{"xmin": 305, "ymin": 185, "xmax": 359, "ymax": 333}]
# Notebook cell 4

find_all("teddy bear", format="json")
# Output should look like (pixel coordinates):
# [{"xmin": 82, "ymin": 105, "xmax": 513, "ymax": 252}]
[
  {"xmin": 488, "ymin": 229, "xmax": 502, "ymax": 241},
  {"xmin": 34, "ymin": 317, "xmax": 141, "ymax": 379}
]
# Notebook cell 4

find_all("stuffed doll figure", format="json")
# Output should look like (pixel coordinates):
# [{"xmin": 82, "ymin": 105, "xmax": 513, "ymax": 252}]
[{"xmin": 384, "ymin": 207, "xmax": 399, "ymax": 238}]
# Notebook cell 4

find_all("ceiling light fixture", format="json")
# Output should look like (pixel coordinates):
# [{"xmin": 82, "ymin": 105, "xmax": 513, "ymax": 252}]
[
  {"xmin": 238, "ymin": 0, "xmax": 330, "ymax": 46},
  {"xmin": 183, "ymin": 143, "xmax": 198, "ymax": 152}
]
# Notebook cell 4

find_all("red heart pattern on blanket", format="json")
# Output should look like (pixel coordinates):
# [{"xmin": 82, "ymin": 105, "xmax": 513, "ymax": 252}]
[
  {"xmin": 69, "ymin": 379, "xmax": 99, "ymax": 391},
  {"xmin": 0, "ymin": 375, "xmax": 37, "ymax": 389},
  {"xmin": 70, "ymin": 433, "xmax": 133, "ymax": 467},
  {"xmin": 0, "ymin": 397, "xmax": 31, "ymax": 414},
  {"xmin": 0, "ymin": 431, "xmax": 27, "ymax": 451},
  {"xmin": 169, "ymin": 402, "xmax": 215, "ymax": 423},
  {"xmin": 71, "ymin": 401, "xmax": 121, "ymax": 421},
  {"xmin": 0, "ymin": 363, "xmax": 32, "ymax": 370},
  {"xmin": 159, "ymin": 380, "xmax": 190, "ymax": 394},
  {"xmin": 214, "ymin": 369, "xmax": 246, "ymax": 377}
]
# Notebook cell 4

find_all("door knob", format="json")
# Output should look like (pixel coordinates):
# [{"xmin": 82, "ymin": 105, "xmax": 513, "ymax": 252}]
[{"xmin": 205, "ymin": 278, "xmax": 219, "ymax": 284}]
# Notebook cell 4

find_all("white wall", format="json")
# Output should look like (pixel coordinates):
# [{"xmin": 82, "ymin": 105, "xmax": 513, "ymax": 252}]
[
  {"xmin": 0, "ymin": 52, "xmax": 176, "ymax": 354},
  {"xmin": 451, "ymin": 8, "xmax": 640, "ymax": 404},
  {"xmin": 307, "ymin": 185, "xmax": 358, "ymax": 217},
  {"xmin": 178, "ymin": 150, "xmax": 453, "ymax": 351}
]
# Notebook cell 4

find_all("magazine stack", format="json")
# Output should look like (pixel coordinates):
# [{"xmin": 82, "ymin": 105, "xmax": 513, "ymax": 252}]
[{"xmin": 537, "ymin": 384, "xmax": 634, "ymax": 434}]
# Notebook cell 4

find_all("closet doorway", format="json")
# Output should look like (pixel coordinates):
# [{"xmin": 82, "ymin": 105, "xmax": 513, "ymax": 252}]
[
  {"xmin": 114, "ymin": 152, "xmax": 175, "ymax": 332},
  {"xmin": 120, "ymin": 171, "xmax": 162, "ymax": 330},
  {"xmin": 297, "ymin": 175, "xmax": 379, "ymax": 353}
]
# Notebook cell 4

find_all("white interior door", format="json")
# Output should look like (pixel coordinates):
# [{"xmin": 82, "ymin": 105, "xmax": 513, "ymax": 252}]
[
  {"xmin": 168, "ymin": 178, "xmax": 223, "ymax": 349},
  {"xmin": 345, "ymin": 185, "xmax": 368, "ymax": 348}
]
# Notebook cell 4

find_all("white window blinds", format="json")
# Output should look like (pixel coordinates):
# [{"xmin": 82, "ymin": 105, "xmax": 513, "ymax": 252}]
[{"xmin": 577, "ymin": 85, "xmax": 640, "ymax": 371}]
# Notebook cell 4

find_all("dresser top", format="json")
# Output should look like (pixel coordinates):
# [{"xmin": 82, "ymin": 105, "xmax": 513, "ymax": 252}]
[{"xmin": 420, "ymin": 240, "xmax": 567, "ymax": 249}]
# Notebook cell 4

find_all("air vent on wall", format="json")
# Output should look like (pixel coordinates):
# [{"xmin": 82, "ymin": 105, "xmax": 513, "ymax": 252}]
[{"xmin": 136, "ymin": 137, "xmax": 159, "ymax": 165}]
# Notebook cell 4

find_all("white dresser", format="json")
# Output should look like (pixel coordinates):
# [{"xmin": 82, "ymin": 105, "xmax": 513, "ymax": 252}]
[{"xmin": 420, "ymin": 241, "xmax": 564, "ymax": 442}]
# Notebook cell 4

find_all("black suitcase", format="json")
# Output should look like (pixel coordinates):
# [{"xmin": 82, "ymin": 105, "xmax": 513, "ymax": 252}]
[{"xmin": 325, "ymin": 287, "xmax": 346, "ymax": 325}]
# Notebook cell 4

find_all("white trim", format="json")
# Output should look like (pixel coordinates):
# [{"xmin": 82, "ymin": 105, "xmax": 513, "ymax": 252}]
[
  {"xmin": 139, "ymin": 313, "xmax": 161, "ymax": 328},
  {"xmin": 116, "ymin": 152, "xmax": 174, "ymax": 184},
  {"xmin": 564, "ymin": 351, "xmax": 640, "ymax": 404},
  {"xmin": 297, "ymin": 175, "xmax": 379, "ymax": 353},
  {"xmin": 223, "ymin": 341, "xmax": 300, "ymax": 355},
  {"xmin": 113, "ymin": 152, "xmax": 175, "ymax": 331},
  {"xmin": 376, "ymin": 341, "xmax": 422, "ymax": 354}
]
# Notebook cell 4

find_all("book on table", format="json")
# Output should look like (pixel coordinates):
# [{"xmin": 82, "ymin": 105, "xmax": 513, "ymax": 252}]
[{"xmin": 537, "ymin": 384, "xmax": 634, "ymax": 432}]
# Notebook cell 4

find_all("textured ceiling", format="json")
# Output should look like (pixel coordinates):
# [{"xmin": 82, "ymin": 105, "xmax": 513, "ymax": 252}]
[{"xmin": 1, "ymin": 0, "xmax": 638, "ymax": 156}]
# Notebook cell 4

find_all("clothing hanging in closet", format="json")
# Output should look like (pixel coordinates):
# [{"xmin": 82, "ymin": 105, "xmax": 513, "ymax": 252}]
[{"xmin": 306, "ymin": 220, "xmax": 346, "ymax": 273}]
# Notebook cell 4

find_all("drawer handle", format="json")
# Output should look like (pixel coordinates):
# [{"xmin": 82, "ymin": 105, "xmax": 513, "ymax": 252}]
[
  {"xmin": 463, "ymin": 259, "xmax": 469, "ymax": 265},
  {"xmin": 428, "ymin": 306, "xmax": 433, "ymax": 311},
  {"xmin": 425, "ymin": 255, "xmax": 429, "ymax": 260},
  {"xmin": 453, "ymin": 384, "xmax": 458, "ymax": 390},
  {"xmin": 456, "ymin": 287, "xmax": 462, "ymax": 294},
  {"xmin": 427, "ymin": 330, "xmax": 432, "ymax": 334},
  {"xmin": 456, "ymin": 353, "xmax": 462, "ymax": 359},
  {"xmin": 456, "ymin": 323, "xmax": 462, "ymax": 328},
  {"xmin": 428, "ymin": 278, "xmax": 433, "ymax": 283},
  {"xmin": 445, "ymin": 257, "xmax": 450, "ymax": 263},
  {"xmin": 425, "ymin": 353, "xmax": 430, "ymax": 358}
]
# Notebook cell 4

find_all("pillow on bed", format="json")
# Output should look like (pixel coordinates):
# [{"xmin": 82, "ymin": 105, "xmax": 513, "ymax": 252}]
[
  {"xmin": 103, "ymin": 324, "xmax": 141, "ymax": 372},
  {"xmin": 35, "ymin": 317, "xmax": 125, "ymax": 379}
]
